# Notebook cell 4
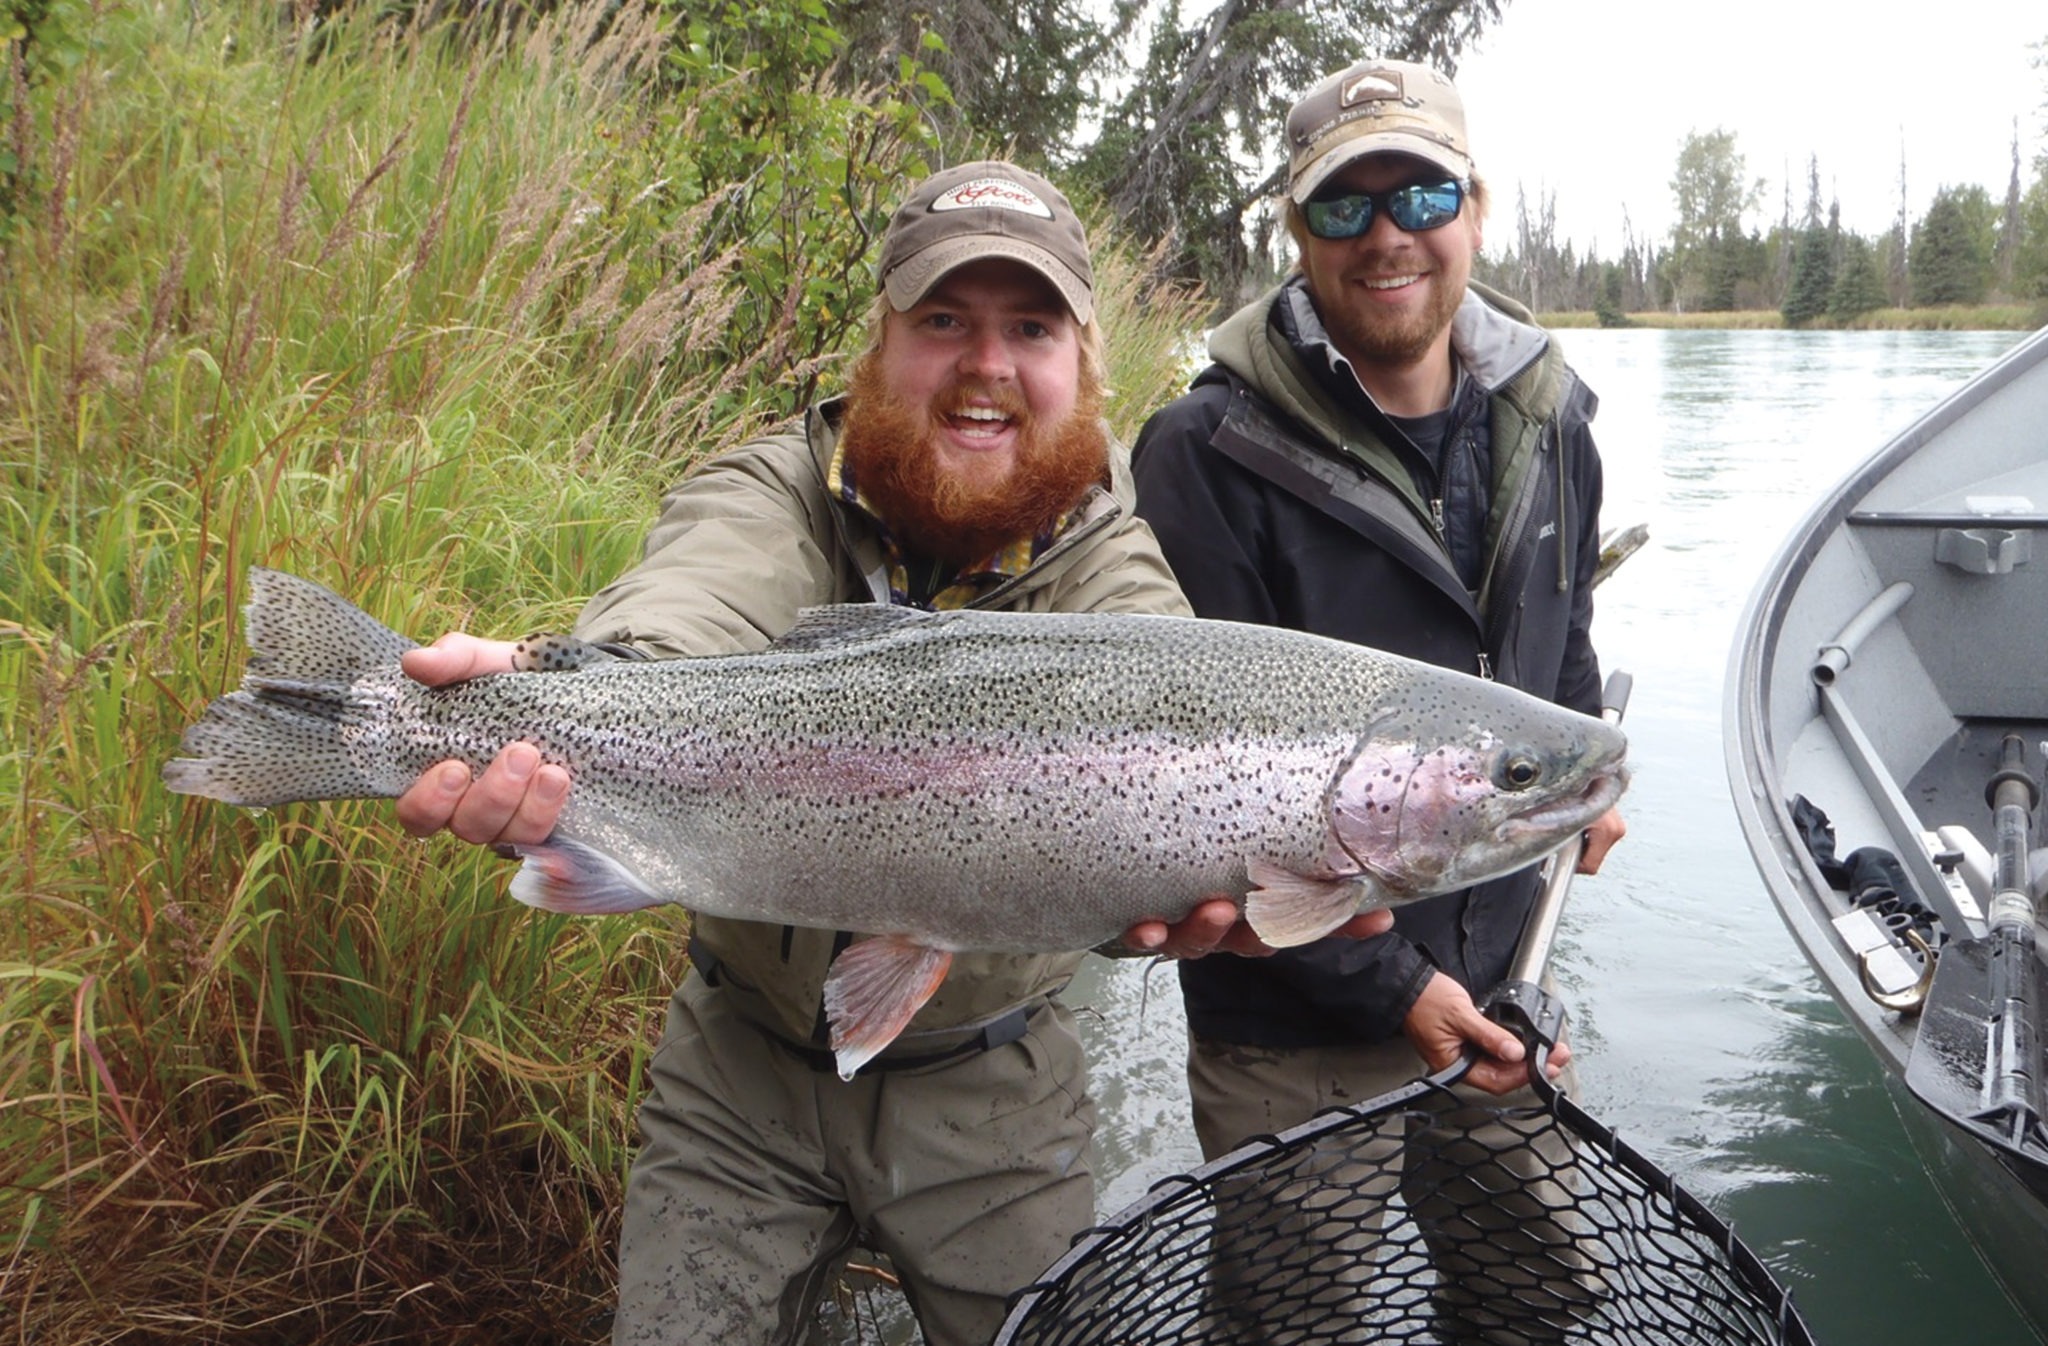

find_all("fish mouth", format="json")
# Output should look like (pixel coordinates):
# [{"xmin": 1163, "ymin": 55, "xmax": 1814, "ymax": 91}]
[{"xmin": 1501, "ymin": 764, "xmax": 1630, "ymax": 843}]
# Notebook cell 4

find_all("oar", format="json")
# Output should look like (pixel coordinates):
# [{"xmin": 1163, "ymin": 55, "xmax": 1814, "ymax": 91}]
[{"xmin": 1903, "ymin": 733, "xmax": 2048, "ymax": 1165}]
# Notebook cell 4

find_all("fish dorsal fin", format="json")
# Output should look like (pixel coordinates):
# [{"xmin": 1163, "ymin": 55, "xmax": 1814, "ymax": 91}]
[
  {"xmin": 243, "ymin": 568, "xmax": 419, "ymax": 682},
  {"xmin": 771, "ymin": 603, "xmax": 934, "ymax": 655}
]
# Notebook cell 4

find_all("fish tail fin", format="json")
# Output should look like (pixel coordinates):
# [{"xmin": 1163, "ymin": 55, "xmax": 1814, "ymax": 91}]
[
  {"xmin": 823, "ymin": 937, "xmax": 954, "ymax": 1079},
  {"xmin": 1242, "ymin": 858, "xmax": 1383, "ymax": 948},
  {"xmin": 507, "ymin": 837, "xmax": 666, "ymax": 915},
  {"xmin": 162, "ymin": 569, "xmax": 420, "ymax": 807},
  {"xmin": 240, "ymin": 568, "xmax": 420, "ymax": 682}
]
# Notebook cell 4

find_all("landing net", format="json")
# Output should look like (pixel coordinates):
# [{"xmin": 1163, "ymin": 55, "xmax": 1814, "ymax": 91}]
[{"xmin": 995, "ymin": 1075, "xmax": 1813, "ymax": 1346}]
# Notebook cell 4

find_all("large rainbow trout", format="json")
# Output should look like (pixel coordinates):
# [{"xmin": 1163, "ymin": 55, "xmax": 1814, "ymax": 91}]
[{"xmin": 166, "ymin": 568, "xmax": 1629, "ymax": 1076}]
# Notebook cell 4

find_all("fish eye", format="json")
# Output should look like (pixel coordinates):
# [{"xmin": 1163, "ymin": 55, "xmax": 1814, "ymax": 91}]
[{"xmin": 1500, "ymin": 755, "xmax": 1543, "ymax": 790}]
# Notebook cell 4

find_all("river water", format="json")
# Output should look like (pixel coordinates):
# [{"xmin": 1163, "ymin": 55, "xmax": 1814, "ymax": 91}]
[{"xmin": 1067, "ymin": 327, "xmax": 2041, "ymax": 1346}]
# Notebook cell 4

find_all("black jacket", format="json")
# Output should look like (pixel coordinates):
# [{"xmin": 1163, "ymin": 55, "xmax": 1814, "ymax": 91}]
[{"xmin": 1132, "ymin": 278, "xmax": 1606, "ymax": 1047}]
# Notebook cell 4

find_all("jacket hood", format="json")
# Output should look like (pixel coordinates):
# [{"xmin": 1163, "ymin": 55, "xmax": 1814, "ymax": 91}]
[{"xmin": 1208, "ymin": 276, "xmax": 1555, "ymax": 428}]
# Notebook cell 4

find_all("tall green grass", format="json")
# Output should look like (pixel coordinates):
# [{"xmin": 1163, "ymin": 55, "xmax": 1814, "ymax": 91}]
[{"xmin": 0, "ymin": 0, "xmax": 1210, "ymax": 1339}]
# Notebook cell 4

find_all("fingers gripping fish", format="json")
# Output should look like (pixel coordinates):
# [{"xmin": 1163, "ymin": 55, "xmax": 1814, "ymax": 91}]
[{"xmin": 165, "ymin": 569, "xmax": 1629, "ymax": 1077}]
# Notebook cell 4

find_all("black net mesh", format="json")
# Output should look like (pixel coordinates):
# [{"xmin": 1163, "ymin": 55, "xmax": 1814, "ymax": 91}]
[{"xmin": 997, "ymin": 1076, "xmax": 1813, "ymax": 1346}]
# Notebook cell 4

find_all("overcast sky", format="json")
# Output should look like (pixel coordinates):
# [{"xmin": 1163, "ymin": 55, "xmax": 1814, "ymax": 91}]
[{"xmin": 1454, "ymin": 0, "xmax": 2046, "ymax": 256}]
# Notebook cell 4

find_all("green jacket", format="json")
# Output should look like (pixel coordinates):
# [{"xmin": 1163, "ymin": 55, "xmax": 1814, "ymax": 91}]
[
  {"xmin": 574, "ymin": 397, "xmax": 1190, "ymax": 1049},
  {"xmin": 1204, "ymin": 278, "xmax": 1583, "ymax": 628}
]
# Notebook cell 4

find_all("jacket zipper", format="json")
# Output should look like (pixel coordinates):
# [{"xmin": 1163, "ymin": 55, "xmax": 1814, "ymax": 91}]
[
  {"xmin": 1481, "ymin": 417, "xmax": 1558, "ymax": 657},
  {"xmin": 1430, "ymin": 497, "xmax": 1490, "ymax": 681}
]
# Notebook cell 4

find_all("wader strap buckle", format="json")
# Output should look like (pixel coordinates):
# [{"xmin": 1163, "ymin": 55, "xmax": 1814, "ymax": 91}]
[{"xmin": 687, "ymin": 936, "xmax": 726, "ymax": 987}]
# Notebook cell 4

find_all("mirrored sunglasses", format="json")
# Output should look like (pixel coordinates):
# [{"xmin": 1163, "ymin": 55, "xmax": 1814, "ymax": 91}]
[{"xmin": 1302, "ymin": 180, "xmax": 1468, "ymax": 239}]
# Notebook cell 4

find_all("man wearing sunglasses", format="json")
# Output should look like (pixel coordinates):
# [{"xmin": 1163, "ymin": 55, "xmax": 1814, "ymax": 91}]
[{"xmin": 1130, "ymin": 56, "xmax": 1624, "ymax": 1342}]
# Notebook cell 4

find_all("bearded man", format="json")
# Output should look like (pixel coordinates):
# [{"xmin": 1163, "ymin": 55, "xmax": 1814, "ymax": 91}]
[
  {"xmin": 1130, "ymin": 60, "xmax": 1625, "ymax": 1342},
  {"xmin": 389, "ymin": 161, "xmax": 1385, "ymax": 1346}
]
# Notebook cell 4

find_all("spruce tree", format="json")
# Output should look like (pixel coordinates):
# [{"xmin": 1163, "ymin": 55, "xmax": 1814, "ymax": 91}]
[
  {"xmin": 2016, "ymin": 173, "xmax": 2048, "ymax": 302},
  {"xmin": 1702, "ymin": 228, "xmax": 1742, "ymax": 311},
  {"xmin": 1911, "ymin": 186, "xmax": 1995, "ymax": 306},
  {"xmin": 1781, "ymin": 224, "xmax": 1834, "ymax": 326},
  {"xmin": 1828, "ymin": 236, "xmax": 1888, "ymax": 322},
  {"xmin": 1779, "ymin": 155, "xmax": 1834, "ymax": 325},
  {"xmin": 1593, "ymin": 264, "xmax": 1630, "ymax": 327}
]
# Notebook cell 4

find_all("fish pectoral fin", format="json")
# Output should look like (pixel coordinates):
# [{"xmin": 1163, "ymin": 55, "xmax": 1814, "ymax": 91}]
[
  {"xmin": 507, "ymin": 837, "xmax": 663, "ymax": 914},
  {"xmin": 1241, "ymin": 858, "xmax": 1380, "ymax": 948},
  {"xmin": 822, "ymin": 936, "xmax": 954, "ymax": 1080}
]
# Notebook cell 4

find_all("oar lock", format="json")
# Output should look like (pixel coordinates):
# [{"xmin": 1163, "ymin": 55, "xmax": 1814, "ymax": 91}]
[{"xmin": 1859, "ymin": 926, "xmax": 1935, "ymax": 1014}]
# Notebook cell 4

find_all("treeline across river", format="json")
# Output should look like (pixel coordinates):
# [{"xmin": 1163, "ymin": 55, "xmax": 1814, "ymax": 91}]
[{"xmin": 1474, "ymin": 129, "xmax": 2048, "ymax": 330}]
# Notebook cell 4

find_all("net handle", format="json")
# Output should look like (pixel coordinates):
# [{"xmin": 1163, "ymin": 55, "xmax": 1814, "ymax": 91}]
[{"xmin": 1462, "ymin": 670, "xmax": 1633, "ymax": 1100}]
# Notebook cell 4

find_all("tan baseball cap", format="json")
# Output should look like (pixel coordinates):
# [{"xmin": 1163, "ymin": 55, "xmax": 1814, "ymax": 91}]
[
  {"xmin": 878, "ymin": 161, "xmax": 1095, "ymax": 324},
  {"xmin": 1286, "ymin": 58, "xmax": 1473, "ymax": 203}
]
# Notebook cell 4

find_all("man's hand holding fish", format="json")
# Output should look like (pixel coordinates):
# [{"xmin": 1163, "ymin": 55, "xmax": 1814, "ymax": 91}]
[{"xmin": 394, "ymin": 635, "xmax": 564, "ymax": 849}]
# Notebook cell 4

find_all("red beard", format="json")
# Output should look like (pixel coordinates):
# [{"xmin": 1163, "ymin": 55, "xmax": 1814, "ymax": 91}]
[{"xmin": 838, "ymin": 351, "xmax": 1110, "ymax": 568}]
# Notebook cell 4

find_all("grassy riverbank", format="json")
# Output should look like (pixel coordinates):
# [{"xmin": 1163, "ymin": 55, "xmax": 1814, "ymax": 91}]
[
  {"xmin": 1541, "ymin": 303, "xmax": 2046, "ymax": 330},
  {"xmin": 0, "ymin": 0, "xmax": 1206, "ymax": 1338}
]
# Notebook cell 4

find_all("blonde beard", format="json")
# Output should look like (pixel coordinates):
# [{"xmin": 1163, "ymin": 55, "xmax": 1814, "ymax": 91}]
[
  {"xmin": 838, "ymin": 350, "xmax": 1110, "ymax": 569},
  {"xmin": 1319, "ymin": 273, "xmax": 1463, "ymax": 366}
]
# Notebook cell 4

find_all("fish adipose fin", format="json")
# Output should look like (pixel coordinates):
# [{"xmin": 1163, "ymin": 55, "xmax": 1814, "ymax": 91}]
[
  {"xmin": 822, "ymin": 936, "xmax": 954, "ymax": 1079},
  {"xmin": 1241, "ymin": 858, "xmax": 1381, "ymax": 948},
  {"xmin": 163, "ymin": 568, "xmax": 420, "ymax": 807},
  {"xmin": 508, "ymin": 837, "xmax": 664, "ymax": 914},
  {"xmin": 511, "ymin": 633, "xmax": 616, "ymax": 672}
]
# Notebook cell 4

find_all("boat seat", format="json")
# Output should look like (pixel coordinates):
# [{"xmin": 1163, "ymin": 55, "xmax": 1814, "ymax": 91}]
[{"xmin": 1837, "ymin": 512, "xmax": 2048, "ymax": 724}]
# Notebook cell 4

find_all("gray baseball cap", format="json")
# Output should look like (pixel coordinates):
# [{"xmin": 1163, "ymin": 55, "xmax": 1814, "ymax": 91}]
[
  {"xmin": 878, "ymin": 161, "xmax": 1095, "ymax": 324},
  {"xmin": 1286, "ymin": 58, "xmax": 1473, "ymax": 203}
]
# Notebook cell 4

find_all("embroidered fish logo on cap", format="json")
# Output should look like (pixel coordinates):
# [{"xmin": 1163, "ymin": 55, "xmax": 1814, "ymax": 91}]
[{"xmin": 1340, "ymin": 69, "xmax": 1404, "ymax": 108}]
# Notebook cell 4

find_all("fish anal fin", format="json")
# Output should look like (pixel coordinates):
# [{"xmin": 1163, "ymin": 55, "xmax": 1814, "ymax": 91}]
[
  {"xmin": 508, "ymin": 837, "xmax": 664, "ymax": 914},
  {"xmin": 822, "ymin": 936, "xmax": 954, "ymax": 1079},
  {"xmin": 1242, "ymin": 858, "xmax": 1380, "ymax": 948}
]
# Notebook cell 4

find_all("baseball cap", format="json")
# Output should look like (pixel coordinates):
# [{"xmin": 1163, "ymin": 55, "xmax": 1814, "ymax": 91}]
[
  {"xmin": 1286, "ymin": 58, "xmax": 1473, "ymax": 203},
  {"xmin": 877, "ymin": 161, "xmax": 1095, "ymax": 325}
]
